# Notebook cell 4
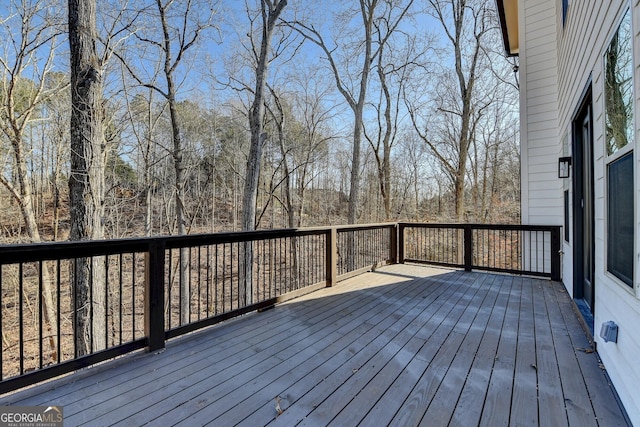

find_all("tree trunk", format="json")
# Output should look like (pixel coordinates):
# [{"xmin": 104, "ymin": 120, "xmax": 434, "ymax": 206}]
[
  {"xmin": 241, "ymin": 0, "xmax": 288, "ymax": 306},
  {"xmin": 68, "ymin": 0, "xmax": 106, "ymax": 356},
  {"xmin": 156, "ymin": 0, "xmax": 190, "ymax": 324},
  {"xmin": 167, "ymin": 82, "xmax": 189, "ymax": 323}
]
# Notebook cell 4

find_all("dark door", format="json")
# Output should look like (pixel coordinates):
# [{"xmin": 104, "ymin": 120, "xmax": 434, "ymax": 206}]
[{"xmin": 573, "ymin": 91, "xmax": 594, "ymax": 312}]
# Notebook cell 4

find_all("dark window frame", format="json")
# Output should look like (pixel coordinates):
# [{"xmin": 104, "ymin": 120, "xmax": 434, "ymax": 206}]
[
  {"xmin": 603, "ymin": 7, "xmax": 635, "ymax": 289},
  {"xmin": 606, "ymin": 152, "xmax": 634, "ymax": 287}
]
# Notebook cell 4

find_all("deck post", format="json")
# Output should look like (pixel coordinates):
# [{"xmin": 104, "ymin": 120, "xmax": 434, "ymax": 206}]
[
  {"xmin": 398, "ymin": 223, "xmax": 405, "ymax": 263},
  {"xmin": 463, "ymin": 225, "xmax": 473, "ymax": 272},
  {"xmin": 145, "ymin": 240, "xmax": 166, "ymax": 352},
  {"xmin": 389, "ymin": 224, "xmax": 398, "ymax": 264},
  {"xmin": 326, "ymin": 228, "xmax": 337, "ymax": 287},
  {"xmin": 550, "ymin": 226, "xmax": 562, "ymax": 281}
]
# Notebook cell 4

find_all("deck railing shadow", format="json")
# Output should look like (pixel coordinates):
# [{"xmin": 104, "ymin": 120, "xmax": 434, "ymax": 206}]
[{"xmin": 0, "ymin": 222, "xmax": 560, "ymax": 393}]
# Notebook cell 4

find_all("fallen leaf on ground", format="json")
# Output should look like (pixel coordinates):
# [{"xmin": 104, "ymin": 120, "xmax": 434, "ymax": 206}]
[{"xmin": 275, "ymin": 396, "xmax": 284, "ymax": 416}]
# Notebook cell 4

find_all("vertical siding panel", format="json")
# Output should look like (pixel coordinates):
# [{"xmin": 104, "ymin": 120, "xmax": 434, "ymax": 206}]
[{"xmin": 520, "ymin": 0, "xmax": 561, "ymax": 226}]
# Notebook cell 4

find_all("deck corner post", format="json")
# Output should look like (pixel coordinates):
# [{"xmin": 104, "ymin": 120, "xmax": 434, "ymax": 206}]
[
  {"xmin": 551, "ymin": 226, "xmax": 562, "ymax": 281},
  {"xmin": 398, "ymin": 223, "xmax": 405, "ymax": 264},
  {"xmin": 463, "ymin": 225, "xmax": 473, "ymax": 272},
  {"xmin": 390, "ymin": 223, "xmax": 398, "ymax": 264},
  {"xmin": 326, "ymin": 228, "xmax": 337, "ymax": 287},
  {"xmin": 145, "ymin": 239, "xmax": 166, "ymax": 352}
]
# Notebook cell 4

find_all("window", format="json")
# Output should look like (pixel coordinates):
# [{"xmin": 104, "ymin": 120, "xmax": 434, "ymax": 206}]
[
  {"xmin": 604, "ymin": 8, "xmax": 634, "ymax": 288},
  {"xmin": 604, "ymin": 9, "xmax": 633, "ymax": 156},
  {"xmin": 607, "ymin": 153, "xmax": 633, "ymax": 286},
  {"xmin": 562, "ymin": 0, "xmax": 569, "ymax": 26}
]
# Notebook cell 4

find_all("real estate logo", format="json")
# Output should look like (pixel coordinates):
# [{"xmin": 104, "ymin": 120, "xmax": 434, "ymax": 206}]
[{"xmin": 0, "ymin": 406, "xmax": 63, "ymax": 427}]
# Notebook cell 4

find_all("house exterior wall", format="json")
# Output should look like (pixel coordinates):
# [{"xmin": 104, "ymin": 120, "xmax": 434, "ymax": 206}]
[
  {"xmin": 518, "ymin": 0, "xmax": 562, "ymax": 228},
  {"xmin": 519, "ymin": 0, "xmax": 640, "ymax": 424}
]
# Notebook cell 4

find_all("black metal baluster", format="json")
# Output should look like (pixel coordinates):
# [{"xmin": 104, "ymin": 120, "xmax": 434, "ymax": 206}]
[
  {"xmin": 72, "ymin": 258, "xmax": 77, "ymax": 358},
  {"xmin": 518, "ymin": 230, "xmax": 522, "ymax": 271},
  {"xmin": 104, "ymin": 256, "xmax": 109, "ymax": 349},
  {"xmin": 282, "ymin": 237, "xmax": 286, "ymax": 292},
  {"xmin": 230, "ymin": 242, "xmax": 234, "ymax": 311},
  {"xmin": 1, "ymin": 264, "xmax": 4, "ymax": 378},
  {"xmin": 188, "ymin": 247, "xmax": 193, "ymax": 323},
  {"xmin": 119, "ymin": 254, "xmax": 123, "ymax": 345},
  {"xmin": 206, "ymin": 245, "xmax": 210, "ymax": 318},
  {"xmin": 57, "ymin": 259, "xmax": 63, "ymax": 363},
  {"xmin": 178, "ymin": 249, "xmax": 183, "ymax": 326},
  {"xmin": 285, "ymin": 236, "xmax": 289, "ymax": 290},
  {"xmin": 278, "ymin": 238, "xmax": 283, "ymax": 293},
  {"xmin": 543, "ymin": 231, "xmax": 547, "ymax": 273},
  {"xmin": 198, "ymin": 246, "xmax": 202, "ymax": 321},
  {"xmin": 167, "ymin": 249, "xmax": 172, "ymax": 330},
  {"xmin": 503, "ymin": 230, "xmax": 507, "ymax": 269},
  {"xmin": 272, "ymin": 238, "xmax": 276, "ymax": 295},
  {"xmin": 132, "ymin": 253, "xmax": 136, "ymax": 338},
  {"xmin": 222, "ymin": 243, "xmax": 226, "ymax": 312},
  {"xmin": 19, "ymin": 263, "xmax": 24, "ymax": 375},
  {"xmin": 39, "ymin": 261, "xmax": 43, "ymax": 369},
  {"xmin": 263, "ymin": 239, "xmax": 268, "ymax": 299},
  {"xmin": 232, "ymin": 242, "xmax": 236, "ymax": 310},
  {"xmin": 89, "ymin": 257, "xmax": 94, "ymax": 354},
  {"xmin": 214, "ymin": 244, "xmax": 219, "ymax": 315},
  {"xmin": 536, "ymin": 231, "xmax": 540, "ymax": 273}
]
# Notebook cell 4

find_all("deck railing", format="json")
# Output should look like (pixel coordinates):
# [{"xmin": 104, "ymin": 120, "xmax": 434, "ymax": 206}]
[
  {"xmin": 0, "ymin": 222, "xmax": 559, "ymax": 393},
  {"xmin": 336, "ymin": 224, "xmax": 397, "ymax": 279},
  {"xmin": 399, "ymin": 223, "xmax": 561, "ymax": 280}
]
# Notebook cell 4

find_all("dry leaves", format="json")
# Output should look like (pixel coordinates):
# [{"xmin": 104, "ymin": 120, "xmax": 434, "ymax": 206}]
[{"xmin": 275, "ymin": 396, "xmax": 284, "ymax": 416}]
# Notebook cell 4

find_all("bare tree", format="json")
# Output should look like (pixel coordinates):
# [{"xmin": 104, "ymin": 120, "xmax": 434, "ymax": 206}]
[
  {"xmin": 289, "ymin": 1, "xmax": 369, "ymax": 224},
  {"xmin": 115, "ymin": 0, "xmax": 215, "ymax": 322},
  {"xmin": 0, "ymin": 0, "xmax": 66, "ymax": 360},
  {"xmin": 388, "ymin": 131, "xmax": 431, "ymax": 220},
  {"xmin": 263, "ymin": 87, "xmax": 291, "ymax": 226},
  {"xmin": 40, "ymin": 73, "xmax": 71, "ymax": 241},
  {"xmin": 236, "ymin": 0, "xmax": 288, "ymax": 305},
  {"xmin": 288, "ymin": 68, "xmax": 336, "ymax": 227},
  {"xmin": 0, "ymin": 1, "xmax": 65, "ymax": 242},
  {"xmin": 241, "ymin": 0, "xmax": 289, "ymax": 231},
  {"xmin": 364, "ymin": 9, "xmax": 423, "ymax": 220},
  {"xmin": 290, "ymin": 1, "xmax": 413, "ymax": 224},
  {"xmin": 122, "ymin": 86, "xmax": 166, "ymax": 236},
  {"xmin": 407, "ymin": 0, "xmax": 494, "ymax": 221}
]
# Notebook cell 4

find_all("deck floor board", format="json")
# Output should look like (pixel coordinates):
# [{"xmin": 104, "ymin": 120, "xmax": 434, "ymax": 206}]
[
  {"xmin": 533, "ymin": 278, "xmax": 570, "ymax": 427},
  {"xmin": 448, "ymin": 274, "xmax": 510, "ymax": 426},
  {"xmin": 0, "ymin": 264, "xmax": 630, "ymax": 427}
]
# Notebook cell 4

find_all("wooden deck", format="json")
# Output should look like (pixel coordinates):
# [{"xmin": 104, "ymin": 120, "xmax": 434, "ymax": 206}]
[{"xmin": 0, "ymin": 264, "xmax": 629, "ymax": 426}]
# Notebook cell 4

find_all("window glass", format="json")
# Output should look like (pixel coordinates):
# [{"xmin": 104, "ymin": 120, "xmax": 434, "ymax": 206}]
[
  {"xmin": 604, "ymin": 9, "xmax": 633, "ymax": 156},
  {"xmin": 607, "ymin": 152, "xmax": 634, "ymax": 287},
  {"xmin": 562, "ymin": 0, "xmax": 569, "ymax": 26}
]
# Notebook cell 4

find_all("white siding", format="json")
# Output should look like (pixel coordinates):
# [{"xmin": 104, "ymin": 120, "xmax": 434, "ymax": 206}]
[
  {"xmin": 519, "ymin": 0, "xmax": 561, "ymax": 226},
  {"xmin": 520, "ymin": 0, "xmax": 640, "ymax": 423}
]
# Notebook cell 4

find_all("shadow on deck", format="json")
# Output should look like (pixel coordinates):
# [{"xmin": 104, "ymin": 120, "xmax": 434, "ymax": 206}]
[{"xmin": 0, "ymin": 264, "xmax": 629, "ymax": 426}]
